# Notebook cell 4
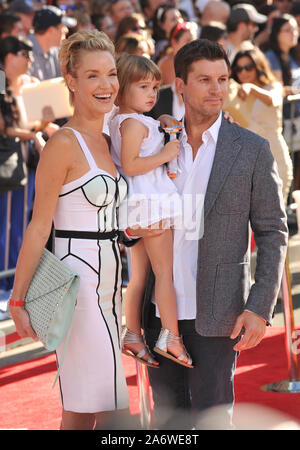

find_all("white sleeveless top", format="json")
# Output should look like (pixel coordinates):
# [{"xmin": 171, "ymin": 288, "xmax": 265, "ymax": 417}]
[
  {"xmin": 53, "ymin": 127, "xmax": 128, "ymax": 232},
  {"xmin": 108, "ymin": 111, "xmax": 182, "ymax": 228}
]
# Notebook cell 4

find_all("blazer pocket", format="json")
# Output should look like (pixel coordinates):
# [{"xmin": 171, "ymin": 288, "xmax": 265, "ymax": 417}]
[
  {"xmin": 215, "ymin": 176, "xmax": 251, "ymax": 214},
  {"xmin": 212, "ymin": 262, "xmax": 250, "ymax": 324}
]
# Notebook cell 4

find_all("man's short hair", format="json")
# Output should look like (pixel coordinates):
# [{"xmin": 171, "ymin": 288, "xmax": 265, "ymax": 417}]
[
  {"xmin": 174, "ymin": 38, "xmax": 230, "ymax": 83},
  {"xmin": 0, "ymin": 13, "xmax": 20, "ymax": 37}
]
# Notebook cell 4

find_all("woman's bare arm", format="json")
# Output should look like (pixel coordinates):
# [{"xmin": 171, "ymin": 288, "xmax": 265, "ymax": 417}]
[
  {"xmin": 120, "ymin": 118, "xmax": 179, "ymax": 176},
  {"xmin": 9, "ymin": 130, "xmax": 74, "ymax": 338}
]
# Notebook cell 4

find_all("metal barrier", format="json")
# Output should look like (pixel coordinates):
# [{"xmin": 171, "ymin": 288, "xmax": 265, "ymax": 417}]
[
  {"xmin": 0, "ymin": 177, "xmax": 29, "ymax": 351},
  {"xmin": 123, "ymin": 247, "xmax": 155, "ymax": 429},
  {"xmin": 0, "ymin": 179, "xmax": 28, "ymax": 282},
  {"xmin": 261, "ymin": 94, "xmax": 300, "ymax": 393},
  {"xmin": 1, "ymin": 190, "xmax": 14, "ymax": 283},
  {"xmin": 262, "ymin": 253, "xmax": 300, "ymax": 393},
  {"xmin": 136, "ymin": 361, "xmax": 156, "ymax": 429}
]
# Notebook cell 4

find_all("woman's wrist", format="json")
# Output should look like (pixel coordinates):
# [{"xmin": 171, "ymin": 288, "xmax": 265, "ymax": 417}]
[{"xmin": 9, "ymin": 299, "xmax": 25, "ymax": 307}]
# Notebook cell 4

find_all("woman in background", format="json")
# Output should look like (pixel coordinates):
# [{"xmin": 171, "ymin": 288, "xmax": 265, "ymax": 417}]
[
  {"xmin": 230, "ymin": 45, "xmax": 293, "ymax": 203},
  {"xmin": 152, "ymin": 4, "xmax": 183, "ymax": 61},
  {"xmin": 157, "ymin": 21, "xmax": 197, "ymax": 86}
]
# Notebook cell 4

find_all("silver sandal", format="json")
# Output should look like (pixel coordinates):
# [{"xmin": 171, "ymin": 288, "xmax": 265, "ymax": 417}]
[
  {"xmin": 153, "ymin": 328, "xmax": 194, "ymax": 368},
  {"xmin": 121, "ymin": 327, "xmax": 159, "ymax": 368}
]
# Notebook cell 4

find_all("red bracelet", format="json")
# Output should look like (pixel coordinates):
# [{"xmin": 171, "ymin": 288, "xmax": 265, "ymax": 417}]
[
  {"xmin": 125, "ymin": 227, "xmax": 133, "ymax": 237},
  {"xmin": 9, "ymin": 300, "xmax": 25, "ymax": 307}
]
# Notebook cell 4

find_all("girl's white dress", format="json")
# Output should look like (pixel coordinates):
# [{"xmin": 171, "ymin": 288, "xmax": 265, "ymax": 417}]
[{"xmin": 109, "ymin": 111, "xmax": 182, "ymax": 229}]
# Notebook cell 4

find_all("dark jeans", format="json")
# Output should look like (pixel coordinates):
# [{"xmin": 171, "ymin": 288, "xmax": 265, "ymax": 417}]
[{"xmin": 144, "ymin": 304, "xmax": 239, "ymax": 430}]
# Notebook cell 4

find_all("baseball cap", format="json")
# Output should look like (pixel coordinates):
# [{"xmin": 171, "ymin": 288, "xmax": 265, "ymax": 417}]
[
  {"xmin": 33, "ymin": 5, "xmax": 77, "ymax": 33},
  {"xmin": 9, "ymin": 0, "xmax": 35, "ymax": 14},
  {"xmin": 232, "ymin": 3, "xmax": 267, "ymax": 24}
]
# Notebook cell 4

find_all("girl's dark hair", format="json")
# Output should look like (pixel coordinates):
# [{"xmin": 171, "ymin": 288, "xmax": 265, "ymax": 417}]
[
  {"xmin": 231, "ymin": 46, "xmax": 275, "ymax": 86},
  {"xmin": 174, "ymin": 38, "xmax": 230, "ymax": 83},
  {"xmin": 0, "ymin": 35, "xmax": 32, "ymax": 65},
  {"xmin": 152, "ymin": 4, "xmax": 176, "ymax": 41},
  {"xmin": 267, "ymin": 15, "xmax": 297, "ymax": 86}
]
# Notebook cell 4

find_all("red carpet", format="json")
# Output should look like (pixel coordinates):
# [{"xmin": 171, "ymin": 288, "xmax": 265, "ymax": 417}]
[{"xmin": 1, "ymin": 326, "xmax": 300, "ymax": 430}]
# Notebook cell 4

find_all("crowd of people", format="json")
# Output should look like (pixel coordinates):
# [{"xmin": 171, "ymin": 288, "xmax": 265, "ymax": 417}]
[{"xmin": 0, "ymin": 0, "xmax": 296, "ymax": 431}]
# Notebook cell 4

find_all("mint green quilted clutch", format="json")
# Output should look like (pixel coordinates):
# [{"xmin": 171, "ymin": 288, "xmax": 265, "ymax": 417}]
[{"xmin": 24, "ymin": 248, "xmax": 80, "ymax": 352}]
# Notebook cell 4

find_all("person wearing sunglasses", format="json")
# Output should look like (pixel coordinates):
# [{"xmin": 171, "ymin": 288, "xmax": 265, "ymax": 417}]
[
  {"xmin": 115, "ymin": 12, "xmax": 148, "ymax": 41},
  {"xmin": 229, "ymin": 45, "xmax": 293, "ymax": 203}
]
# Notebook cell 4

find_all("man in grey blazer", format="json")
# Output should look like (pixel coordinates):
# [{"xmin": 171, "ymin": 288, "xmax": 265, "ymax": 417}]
[{"xmin": 142, "ymin": 39, "xmax": 288, "ymax": 429}]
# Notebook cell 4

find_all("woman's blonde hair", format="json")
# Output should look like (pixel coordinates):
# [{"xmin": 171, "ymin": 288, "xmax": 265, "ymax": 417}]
[
  {"xmin": 58, "ymin": 29, "xmax": 115, "ymax": 105},
  {"xmin": 116, "ymin": 53, "xmax": 161, "ymax": 105}
]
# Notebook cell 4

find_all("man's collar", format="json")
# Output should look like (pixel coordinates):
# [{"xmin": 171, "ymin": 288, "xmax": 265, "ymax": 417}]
[{"xmin": 181, "ymin": 111, "xmax": 223, "ymax": 144}]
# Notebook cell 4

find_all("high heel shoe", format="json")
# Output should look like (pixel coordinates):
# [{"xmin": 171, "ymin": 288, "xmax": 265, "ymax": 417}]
[
  {"xmin": 153, "ymin": 328, "xmax": 194, "ymax": 368},
  {"xmin": 121, "ymin": 327, "xmax": 159, "ymax": 368}
]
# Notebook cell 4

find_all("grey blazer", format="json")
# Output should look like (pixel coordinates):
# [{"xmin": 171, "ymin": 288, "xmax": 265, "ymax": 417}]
[{"xmin": 143, "ymin": 116, "xmax": 288, "ymax": 337}]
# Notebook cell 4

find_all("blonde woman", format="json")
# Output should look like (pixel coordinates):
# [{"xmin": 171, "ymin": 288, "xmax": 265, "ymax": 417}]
[{"xmin": 9, "ymin": 30, "xmax": 131, "ymax": 430}]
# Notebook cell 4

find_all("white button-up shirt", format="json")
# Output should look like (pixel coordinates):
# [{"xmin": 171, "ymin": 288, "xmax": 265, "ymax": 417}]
[{"xmin": 154, "ymin": 111, "xmax": 222, "ymax": 320}]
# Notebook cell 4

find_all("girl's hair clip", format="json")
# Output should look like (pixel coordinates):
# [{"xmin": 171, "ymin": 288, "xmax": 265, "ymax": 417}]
[
  {"xmin": 156, "ymin": 6, "xmax": 165, "ymax": 22},
  {"xmin": 171, "ymin": 22, "xmax": 189, "ymax": 41}
]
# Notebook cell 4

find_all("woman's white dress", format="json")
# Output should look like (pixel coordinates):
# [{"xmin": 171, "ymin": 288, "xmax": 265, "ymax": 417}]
[{"xmin": 53, "ymin": 127, "xmax": 129, "ymax": 413}]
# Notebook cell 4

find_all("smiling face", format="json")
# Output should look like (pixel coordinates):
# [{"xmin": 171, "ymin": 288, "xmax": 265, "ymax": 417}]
[
  {"xmin": 176, "ymin": 58, "xmax": 229, "ymax": 119},
  {"xmin": 67, "ymin": 50, "xmax": 119, "ymax": 116}
]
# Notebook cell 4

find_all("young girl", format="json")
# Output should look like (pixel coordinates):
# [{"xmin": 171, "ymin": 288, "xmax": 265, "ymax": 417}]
[{"xmin": 109, "ymin": 54, "xmax": 193, "ymax": 369}]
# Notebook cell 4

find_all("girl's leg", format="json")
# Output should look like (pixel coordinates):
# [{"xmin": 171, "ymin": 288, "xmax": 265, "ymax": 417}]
[
  {"xmin": 124, "ymin": 239, "xmax": 158, "ymax": 365},
  {"xmin": 143, "ymin": 229, "xmax": 189, "ymax": 362},
  {"xmin": 125, "ymin": 239, "xmax": 149, "ymax": 335}
]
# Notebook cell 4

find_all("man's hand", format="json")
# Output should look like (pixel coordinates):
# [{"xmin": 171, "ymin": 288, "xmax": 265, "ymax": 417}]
[
  {"xmin": 230, "ymin": 310, "xmax": 267, "ymax": 351},
  {"xmin": 158, "ymin": 114, "xmax": 181, "ymax": 129}
]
